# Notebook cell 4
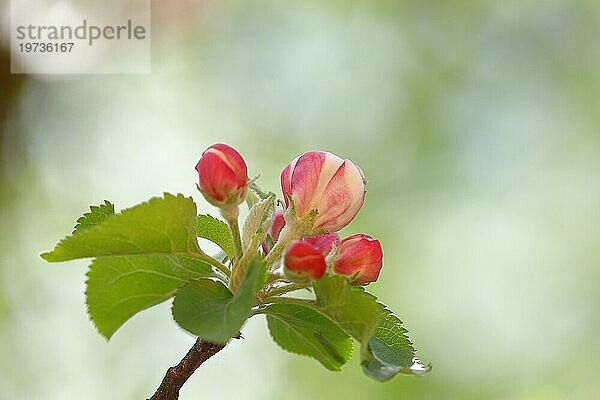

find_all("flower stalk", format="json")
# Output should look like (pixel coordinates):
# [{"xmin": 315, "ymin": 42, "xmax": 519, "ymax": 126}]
[{"xmin": 220, "ymin": 205, "xmax": 243, "ymax": 260}]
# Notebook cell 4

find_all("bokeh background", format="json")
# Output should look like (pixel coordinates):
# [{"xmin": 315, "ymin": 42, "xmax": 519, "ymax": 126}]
[{"xmin": 2, "ymin": 1, "xmax": 600, "ymax": 399}]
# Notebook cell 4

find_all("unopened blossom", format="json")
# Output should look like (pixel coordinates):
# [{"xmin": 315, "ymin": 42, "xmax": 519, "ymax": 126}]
[
  {"xmin": 303, "ymin": 232, "xmax": 340, "ymax": 256},
  {"xmin": 263, "ymin": 210, "xmax": 286, "ymax": 254},
  {"xmin": 268, "ymin": 210, "xmax": 286, "ymax": 243},
  {"xmin": 196, "ymin": 143, "xmax": 248, "ymax": 206},
  {"xmin": 280, "ymin": 151, "xmax": 366, "ymax": 232},
  {"xmin": 284, "ymin": 240, "xmax": 327, "ymax": 281},
  {"xmin": 332, "ymin": 234, "xmax": 383, "ymax": 284}
]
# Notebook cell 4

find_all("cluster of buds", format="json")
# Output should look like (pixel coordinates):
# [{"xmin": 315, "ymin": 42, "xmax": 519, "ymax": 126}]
[
  {"xmin": 283, "ymin": 232, "xmax": 383, "ymax": 284},
  {"xmin": 279, "ymin": 151, "xmax": 382, "ymax": 284},
  {"xmin": 196, "ymin": 145, "xmax": 384, "ymax": 286}
]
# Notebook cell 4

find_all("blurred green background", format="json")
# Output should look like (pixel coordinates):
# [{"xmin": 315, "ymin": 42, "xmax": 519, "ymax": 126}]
[{"xmin": 1, "ymin": 1, "xmax": 600, "ymax": 399}]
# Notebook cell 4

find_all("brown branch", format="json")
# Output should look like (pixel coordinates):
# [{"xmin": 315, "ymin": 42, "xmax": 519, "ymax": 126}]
[{"xmin": 148, "ymin": 338, "xmax": 226, "ymax": 400}]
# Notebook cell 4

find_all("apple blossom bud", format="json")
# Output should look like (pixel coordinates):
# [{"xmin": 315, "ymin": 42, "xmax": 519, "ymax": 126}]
[
  {"xmin": 262, "ymin": 210, "xmax": 286, "ymax": 254},
  {"xmin": 303, "ymin": 232, "xmax": 340, "ymax": 256},
  {"xmin": 195, "ymin": 143, "xmax": 248, "ymax": 206},
  {"xmin": 280, "ymin": 151, "xmax": 366, "ymax": 232},
  {"xmin": 268, "ymin": 210, "xmax": 286, "ymax": 243},
  {"xmin": 284, "ymin": 241, "xmax": 327, "ymax": 281},
  {"xmin": 332, "ymin": 234, "xmax": 383, "ymax": 284}
]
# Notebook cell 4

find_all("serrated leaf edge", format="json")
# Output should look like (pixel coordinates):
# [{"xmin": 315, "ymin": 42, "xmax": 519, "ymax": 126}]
[
  {"xmin": 41, "ymin": 193, "xmax": 198, "ymax": 262},
  {"xmin": 72, "ymin": 200, "xmax": 115, "ymax": 234}
]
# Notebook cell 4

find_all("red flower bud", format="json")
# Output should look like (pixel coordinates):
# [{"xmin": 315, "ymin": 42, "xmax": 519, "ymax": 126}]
[
  {"xmin": 195, "ymin": 143, "xmax": 248, "ymax": 206},
  {"xmin": 284, "ymin": 240, "xmax": 327, "ymax": 281},
  {"xmin": 302, "ymin": 232, "xmax": 340, "ymax": 256},
  {"xmin": 332, "ymin": 234, "xmax": 383, "ymax": 284},
  {"xmin": 281, "ymin": 151, "xmax": 366, "ymax": 232}
]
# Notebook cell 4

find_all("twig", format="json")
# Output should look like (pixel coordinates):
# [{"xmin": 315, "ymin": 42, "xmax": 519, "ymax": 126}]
[{"xmin": 148, "ymin": 338, "xmax": 226, "ymax": 400}]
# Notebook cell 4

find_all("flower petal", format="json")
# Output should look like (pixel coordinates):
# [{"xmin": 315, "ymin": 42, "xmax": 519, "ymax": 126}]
[
  {"xmin": 208, "ymin": 143, "xmax": 248, "ymax": 184},
  {"xmin": 289, "ymin": 152, "xmax": 325, "ymax": 216},
  {"xmin": 315, "ymin": 160, "xmax": 365, "ymax": 231},
  {"xmin": 196, "ymin": 152, "xmax": 239, "ymax": 202},
  {"xmin": 280, "ymin": 155, "xmax": 300, "ymax": 208}
]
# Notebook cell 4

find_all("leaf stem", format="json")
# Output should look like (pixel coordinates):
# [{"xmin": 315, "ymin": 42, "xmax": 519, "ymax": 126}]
[
  {"xmin": 267, "ymin": 283, "xmax": 312, "ymax": 297},
  {"xmin": 189, "ymin": 251, "xmax": 231, "ymax": 278}
]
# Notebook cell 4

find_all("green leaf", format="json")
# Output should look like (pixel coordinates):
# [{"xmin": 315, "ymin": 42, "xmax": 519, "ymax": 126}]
[
  {"xmin": 41, "ymin": 193, "xmax": 199, "ymax": 262},
  {"xmin": 365, "ymin": 310, "xmax": 432, "ymax": 380},
  {"xmin": 41, "ymin": 194, "xmax": 222, "ymax": 340},
  {"xmin": 262, "ymin": 303, "xmax": 353, "ymax": 371},
  {"xmin": 242, "ymin": 195, "xmax": 274, "ymax": 251},
  {"xmin": 86, "ymin": 255, "xmax": 214, "ymax": 339},
  {"xmin": 248, "ymin": 182, "xmax": 275, "ymax": 200},
  {"xmin": 313, "ymin": 276, "xmax": 430, "ymax": 381},
  {"xmin": 73, "ymin": 200, "xmax": 115, "ymax": 233},
  {"xmin": 172, "ymin": 256, "xmax": 266, "ymax": 343},
  {"xmin": 313, "ymin": 276, "xmax": 381, "ymax": 345},
  {"xmin": 197, "ymin": 214, "xmax": 235, "ymax": 260},
  {"xmin": 245, "ymin": 187, "xmax": 260, "ymax": 208}
]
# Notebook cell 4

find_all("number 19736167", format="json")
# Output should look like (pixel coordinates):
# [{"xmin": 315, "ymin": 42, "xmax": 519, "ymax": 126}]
[{"xmin": 19, "ymin": 42, "xmax": 74, "ymax": 52}]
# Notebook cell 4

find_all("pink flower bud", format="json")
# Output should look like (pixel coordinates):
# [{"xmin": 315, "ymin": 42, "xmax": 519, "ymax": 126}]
[
  {"xmin": 284, "ymin": 240, "xmax": 327, "ymax": 281},
  {"xmin": 269, "ymin": 210, "xmax": 286, "ymax": 243},
  {"xmin": 280, "ymin": 151, "xmax": 366, "ymax": 232},
  {"xmin": 332, "ymin": 234, "xmax": 383, "ymax": 284},
  {"xmin": 262, "ymin": 210, "xmax": 286, "ymax": 254},
  {"xmin": 196, "ymin": 143, "xmax": 248, "ymax": 206},
  {"xmin": 303, "ymin": 232, "xmax": 340, "ymax": 256}
]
